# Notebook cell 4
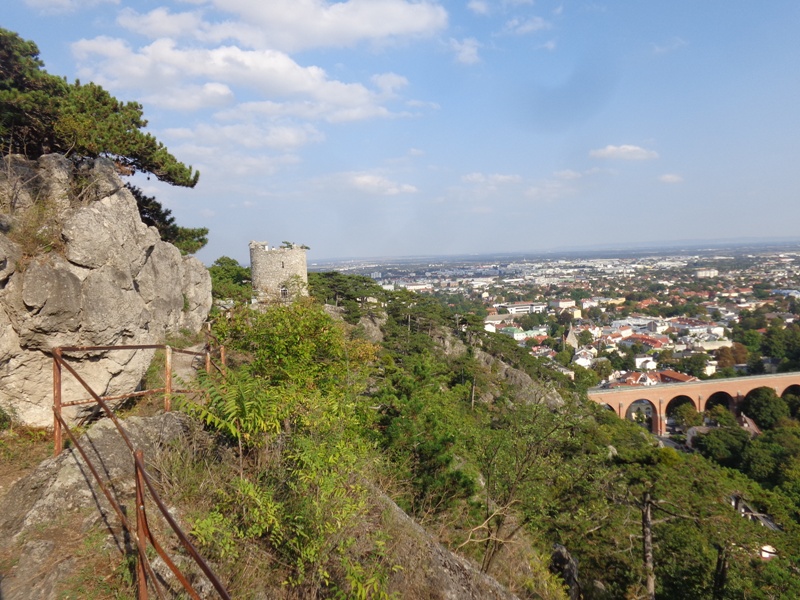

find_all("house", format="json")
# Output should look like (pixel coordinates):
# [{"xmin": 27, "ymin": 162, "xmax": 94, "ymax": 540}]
[
  {"xmin": 572, "ymin": 348, "xmax": 596, "ymax": 368},
  {"xmin": 658, "ymin": 369, "xmax": 697, "ymax": 383},
  {"xmin": 635, "ymin": 355, "xmax": 658, "ymax": 370},
  {"xmin": 548, "ymin": 363, "xmax": 575, "ymax": 380},
  {"xmin": 619, "ymin": 334, "xmax": 666, "ymax": 351},
  {"xmin": 498, "ymin": 301, "xmax": 548, "ymax": 315},
  {"xmin": 498, "ymin": 326, "xmax": 527, "ymax": 341},
  {"xmin": 605, "ymin": 371, "xmax": 658, "ymax": 387},
  {"xmin": 549, "ymin": 299, "xmax": 576, "ymax": 309}
]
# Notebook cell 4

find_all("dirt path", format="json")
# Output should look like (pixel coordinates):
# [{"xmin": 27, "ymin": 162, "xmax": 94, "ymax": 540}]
[{"xmin": 171, "ymin": 342, "xmax": 208, "ymax": 386}]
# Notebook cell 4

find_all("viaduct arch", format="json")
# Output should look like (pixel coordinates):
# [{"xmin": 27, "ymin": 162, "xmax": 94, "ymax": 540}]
[{"xmin": 587, "ymin": 373, "xmax": 800, "ymax": 435}]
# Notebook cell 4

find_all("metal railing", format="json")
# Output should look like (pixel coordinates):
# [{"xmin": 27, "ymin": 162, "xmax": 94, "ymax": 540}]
[{"xmin": 51, "ymin": 341, "xmax": 230, "ymax": 599}]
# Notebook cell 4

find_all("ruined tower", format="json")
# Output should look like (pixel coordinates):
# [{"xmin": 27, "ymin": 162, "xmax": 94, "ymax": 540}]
[{"xmin": 249, "ymin": 241, "xmax": 308, "ymax": 303}]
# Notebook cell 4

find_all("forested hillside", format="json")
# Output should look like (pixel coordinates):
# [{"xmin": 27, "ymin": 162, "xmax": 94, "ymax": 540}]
[{"xmin": 160, "ymin": 272, "xmax": 800, "ymax": 599}]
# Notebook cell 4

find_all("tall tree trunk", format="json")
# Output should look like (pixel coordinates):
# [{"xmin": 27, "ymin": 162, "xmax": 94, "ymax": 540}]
[
  {"xmin": 642, "ymin": 491, "xmax": 656, "ymax": 600},
  {"xmin": 470, "ymin": 373, "xmax": 477, "ymax": 410},
  {"xmin": 712, "ymin": 544, "xmax": 728, "ymax": 600}
]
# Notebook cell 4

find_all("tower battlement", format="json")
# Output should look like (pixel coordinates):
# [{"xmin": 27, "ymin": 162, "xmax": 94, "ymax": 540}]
[{"xmin": 249, "ymin": 241, "xmax": 308, "ymax": 302}]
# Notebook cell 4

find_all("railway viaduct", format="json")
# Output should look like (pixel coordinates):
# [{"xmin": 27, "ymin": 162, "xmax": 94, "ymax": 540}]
[{"xmin": 587, "ymin": 373, "xmax": 800, "ymax": 435}]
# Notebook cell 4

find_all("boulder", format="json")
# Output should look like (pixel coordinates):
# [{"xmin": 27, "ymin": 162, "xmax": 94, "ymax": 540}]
[{"xmin": 0, "ymin": 155, "xmax": 212, "ymax": 427}]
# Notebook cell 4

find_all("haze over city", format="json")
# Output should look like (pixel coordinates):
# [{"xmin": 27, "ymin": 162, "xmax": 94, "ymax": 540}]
[{"xmin": 6, "ymin": 1, "xmax": 800, "ymax": 264}]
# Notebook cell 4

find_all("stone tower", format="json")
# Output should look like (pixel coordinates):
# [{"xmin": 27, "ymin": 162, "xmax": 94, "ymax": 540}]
[{"xmin": 249, "ymin": 241, "xmax": 308, "ymax": 302}]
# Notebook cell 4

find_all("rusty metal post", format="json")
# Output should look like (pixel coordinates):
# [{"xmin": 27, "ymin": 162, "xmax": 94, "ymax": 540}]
[
  {"xmin": 135, "ymin": 450, "xmax": 150, "ymax": 600},
  {"xmin": 53, "ymin": 348, "xmax": 63, "ymax": 456},
  {"xmin": 164, "ymin": 346, "xmax": 173, "ymax": 412},
  {"xmin": 220, "ymin": 345, "xmax": 226, "ymax": 372}
]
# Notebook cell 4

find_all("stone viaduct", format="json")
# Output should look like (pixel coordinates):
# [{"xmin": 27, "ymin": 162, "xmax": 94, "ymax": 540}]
[{"xmin": 587, "ymin": 373, "xmax": 800, "ymax": 435}]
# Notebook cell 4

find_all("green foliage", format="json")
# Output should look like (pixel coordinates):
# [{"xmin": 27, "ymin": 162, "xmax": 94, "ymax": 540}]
[
  {"xmin": 192, "ymin": 510, "xmax": 241, "ymax": 560},
  {"xmin": 677, "ymin": 352, "xmax": 710, "ymax": 378},
  {"xmin": 184, "ymin": 370, "xmax": 277, "ymax": 449},
  {"xmin": 308, "ymin": 271, "xmax": 385, "ymax": 324},
  {"xmin": 215, "ymin": 298, "xmax": 376, "ymax": 390},
  {"xmin": 0, "ymin": 404, "xmax": 11, "ymax": 430},
  {"xmin": 0, "ymin": 29, "xmax": 65, "ymax": 157},
  {"xmin": 5, "ymin": 192, "xmax": 63, "ymax": 258},
  {"xmin": 672, "ymin": 402, "xmax": 703, "ymax": 429},
  {"xmin": 0, "ymin": 28, "xmax": 198, "ymax": 187},
  {"xmin": 706, "ymin": 404, "xmax": 738, "ymax": 427},
  {"xmin": 473, "ymin": 400, "xmax": 586, "ymax": 574},
  {"xmin": 742, "ymin": 427, "xmax": 800, "ymax": 488},
  {"xmin": 743, "ymin": 387, "xmax": 790, "ymax": 430},
  {"xmin": 171, "ymin": 225, "xmax": 207, "ymax": 255},
  {"xmin": 694, "ymin": 426, "xmax": 751, "ymax": 469},
  {"xmin": 208, "ymin": 256, "xmax": 252, "ymax": 302},
  {"xmin": 372, "ymin": 348, "xmax": 477, "ymax": 519},
  {"xmin": 179, "ymin": 299, "xmax": 385, "ymax": 593},
  {"xmin": 126, "ymin": 184, "xmax": 207, "ymax": 254}
]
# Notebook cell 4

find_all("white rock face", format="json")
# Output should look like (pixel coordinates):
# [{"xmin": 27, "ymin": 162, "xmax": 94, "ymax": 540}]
[{"xmin": 0, "ymin": 155, "xmax": 212, "ymax": 426}]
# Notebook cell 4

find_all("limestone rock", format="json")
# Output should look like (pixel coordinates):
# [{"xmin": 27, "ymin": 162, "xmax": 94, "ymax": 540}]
[
  {"xmin": 0, "ymin": 414, "xmax": 189, "ymax": 600},
  {"xmin": 0, "ymin": 155, "xmax": 212, "ymax": 427},
  {"xmin": 0, "ymin": 233, "xmax": 19, "ymax": 285},
  {"xmin": 474, "ymin": 348, "xmax": 564, "ymax": 407},
  {"xmin": 379, "ymin": 493, "xmax": 520, "ymax": 600},
  {"xmin": 181, "ymin": 255, "xmax": 214, "ymax": 333}
]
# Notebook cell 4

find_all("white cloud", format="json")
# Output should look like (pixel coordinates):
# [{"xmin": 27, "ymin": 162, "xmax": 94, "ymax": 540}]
[
  {"xmin": 653, "ymin": 37, "xmax": 688, "ymax": 55},
  {"xmin": 540, "ymin": 40, "xmax": 557, "ymax": 51},
  {"xmin": 659, "ymin": 173, "xmax": 683, "ymax": 184},
  {"xmin": 554, "ymin": 167, "xmax": 604, "ymax": 180},
  {"xmin": 72, "ymin": 37, "xmax": 407, "ymax": 122},
  {"xmin": 371, "ymin": 72, "xmax": 409, "ymax": 97},
  {"xmin": 462, "ymin": 172, "xmax": 522, "ymax": 184},
  {"xmin": 167, "ymin": 122, "xmax": 324, "ymax": 151},
  {"xmin": 589, "ymin": 144, "xmax": 659, "ymax": 160},
  {"xmin": 468, "ymin": 1, "xmax": 490, "ymax": 15},
  {"xmin": 177, "ymin": 146, "xmax": 302, "ymax": 178},
  {"xmin": 221, "ymin": 99, "xmax": 394, "ymax": 124},
  {"xmin": 117, "ymin": 7, "xmax": 204, "ymax": 39},
  {"xmin": 449, "ymin": 38, "xmax": 481, "ymax": 65},
  {"xmin": 143, "ymin": 82, "xmax": 235, "ymax": 110},
  {"xmin": 525, "ymin": 179, "xmax": 574, "ymax": 202},
  {"xmin": 504, "ymin": 16, "xmax": 551, "ymax": 35},
  {"xmin": 347, "ymin": 172, "xmax": 417, "ymax": 195},
  {"xmin": 74, "ymin": 38, "xmax": 372, "ymax": 102},
  {"xmin": 406, "ymin": 99, "xmax": 441, "ymax": 110},
  {"xmin": 24, "ymin": 0, "xmax": 117, "ymax": 14},
  {"xmin": 203, "ymin": 0, "xmax": 448, "ymax": 52}
]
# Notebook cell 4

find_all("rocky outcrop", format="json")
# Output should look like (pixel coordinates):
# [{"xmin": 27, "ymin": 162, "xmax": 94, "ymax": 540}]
[
  {"xmin": 0, "ymin": 413, "xmax": 191, "ymax": 600},
  {"xmin": 378, "ymin": 494, "xmax": 520, "ymax": 600},
  {"xmin": 0, "ymin": 155, "xmax": 212, "ymax": 426},
  {"xmin": 432, "ymin": 326, "xmax": 564, "ymax": 408}
]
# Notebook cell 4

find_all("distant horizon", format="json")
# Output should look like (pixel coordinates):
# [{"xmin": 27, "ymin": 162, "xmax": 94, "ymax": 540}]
[{"xmin": 307, "ymin": 236, "xmax": 800, "ymax": 267}]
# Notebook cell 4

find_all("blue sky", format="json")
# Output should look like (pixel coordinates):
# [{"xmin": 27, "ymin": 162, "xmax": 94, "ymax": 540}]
[{"xmin": 6, "ymin": 1, "xmax": 800, "ymax": 265}]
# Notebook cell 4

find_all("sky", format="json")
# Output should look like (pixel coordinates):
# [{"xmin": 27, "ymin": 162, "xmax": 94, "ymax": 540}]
[{"xmin": 5, "ymin": 1, "xmax": 800, "ymax": 265}]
